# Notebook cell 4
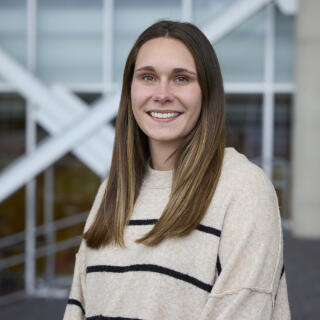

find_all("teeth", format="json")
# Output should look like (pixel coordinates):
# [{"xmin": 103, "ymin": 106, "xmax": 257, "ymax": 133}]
[{"xmin": 150, "ymin": 112, "xmax": 180, "ymax": 119}]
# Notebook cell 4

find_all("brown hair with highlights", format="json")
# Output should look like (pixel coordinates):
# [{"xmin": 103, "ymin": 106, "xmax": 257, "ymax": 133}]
[{"xmin": 83, "ymin": 20, "xmax": 225, "ymax": 248}]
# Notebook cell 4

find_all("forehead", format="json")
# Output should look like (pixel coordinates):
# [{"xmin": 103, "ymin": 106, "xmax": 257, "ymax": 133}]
[{"xmin": 135, "ymin": 37, "xmax": 196, "ymax": 71}]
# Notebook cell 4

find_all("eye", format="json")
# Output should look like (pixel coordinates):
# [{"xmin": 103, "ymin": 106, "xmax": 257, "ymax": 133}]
[
  {"xmin": 176, "ymin": 76, "xmax": 189, "ymax": 83},
  {"xmin": 142, "ymin": 74, "xmax": 155, "ymax": 81}
]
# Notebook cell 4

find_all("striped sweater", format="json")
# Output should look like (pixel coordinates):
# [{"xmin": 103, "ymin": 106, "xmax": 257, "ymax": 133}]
[{"xmin": 63, "ymin": 147, "xmax": 291, "ymax": 319}]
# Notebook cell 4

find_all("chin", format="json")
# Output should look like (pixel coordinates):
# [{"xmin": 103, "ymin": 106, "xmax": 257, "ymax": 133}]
[{"xmin": 149, "ymin": 136, "xmax": 182, "ymax": 144}]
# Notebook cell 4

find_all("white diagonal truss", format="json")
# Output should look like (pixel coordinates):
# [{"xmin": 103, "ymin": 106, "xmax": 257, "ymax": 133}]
[
  {"xmin": 275, "ymin": 0, "xmax": 297, "ymax": 15},
  {"xmin": 202, "ymin": 0, "xmax": 270, "ymax": 42},
  {"xmin": 0, "ymin": 47, "xmax": 120, "ymax": 202},
  {"xmin": 0, "ymin": 47, "xmax": 117, "ymax": 175},
  {"xmin": 0, "ymin": 91, "xmax": 119, "ymax": 202}
]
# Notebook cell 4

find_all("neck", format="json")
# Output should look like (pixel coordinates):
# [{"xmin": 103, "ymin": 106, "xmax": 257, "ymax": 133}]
[{"xmin": 148, "ymin": 140, "xmax": 178, "ymax": 171}]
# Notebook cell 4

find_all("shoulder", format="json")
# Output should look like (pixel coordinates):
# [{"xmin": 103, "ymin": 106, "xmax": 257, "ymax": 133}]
[
  {"xmin": 204, "ymin": 147, "xmax": 279, "ymax": 230},
  {"xmin": 219, "ymin": 147, "xmax": 281, "ymax": 230},
  {"xmin": 83, "ymin": 177, "xmax": 108, "ymax": 233},
  {"xmin": 214, "ymin": 150, "xmax": 283, "ymax": 293},
  {"xmin": 221, "ymin": 147, "xmax": 276, "ymax": 197}
]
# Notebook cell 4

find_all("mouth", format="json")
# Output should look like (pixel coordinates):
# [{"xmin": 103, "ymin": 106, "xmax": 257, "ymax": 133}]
[{"xmin": 147, "ymin": 111, "xmax": 182, "ymax": 120}]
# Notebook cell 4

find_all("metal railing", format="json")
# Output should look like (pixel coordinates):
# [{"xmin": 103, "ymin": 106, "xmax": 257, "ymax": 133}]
[{"xmin": 0, "ymin": 211, "xmax": 89, "ymax": 306}]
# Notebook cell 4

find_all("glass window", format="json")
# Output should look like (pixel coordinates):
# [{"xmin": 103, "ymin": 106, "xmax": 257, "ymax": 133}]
[
  {"xmin": 275, "ymin": 5, "xmax": 295, "ymax": 83},
  {"xmin": 0, "ymin": 0, "xmax": 27, "ymax": 83},
  {"xmin": 274, "ymin": 94, "xmax": 292, "ymax": 162},
  {"xmin": 45, "ymin": 152, "xmax": 100, "ymax": 278},
  {"xmin": 35, "ymin": 94, "xmax": 101, "ymax": 281},
  {"xmin": 214, "ymin": 7, "xmax": 266, "ymax": 82},
  {"xmin": 273, "ymin": 94, "xmax": 292, "ymax": 219},
  {"xmin": 113, "ymin": 0, "xmax": 181, "ymax": 82},
  {"xmin": 226, "ymin": 94, "xmax": 263, "ymax": 161},
  {"xmin": 0, "ymin": 93, "xmax": 25, "ymax": 169},
  {"xmin": 193, "ymin": 0, "xmax": 237, "ymax": 26},
  {"xmin": 37, "ymin": 0, "xmax": 103, "ymax": 83},
  {"xmin": 0, "ymin": 93, "xmax": 26, "ymax": 296}
]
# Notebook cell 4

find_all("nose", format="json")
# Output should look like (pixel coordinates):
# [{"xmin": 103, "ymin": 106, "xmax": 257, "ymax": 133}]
[{"xmin": 153, "ymin": 81, "xmax": 174, "ymax": 104}]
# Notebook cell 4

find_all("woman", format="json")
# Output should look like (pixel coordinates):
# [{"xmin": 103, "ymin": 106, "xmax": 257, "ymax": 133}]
[{"xmin": 63, "ymin": 20, "xmax": 291, "ymax": 319}]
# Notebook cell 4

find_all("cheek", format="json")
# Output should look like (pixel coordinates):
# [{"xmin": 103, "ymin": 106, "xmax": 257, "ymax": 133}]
[
  {"xmin": 131, "ymin": 82, "xmax": 149, "ymax": 110},
  {"xmin": 130, "ymin": 82, "xmax": 139, "ymax": 110},
  {"xmin": 186, "ymin": 86, "xmax": 202, "ymax": 115},
  {"xmin": 131, "ymin": 84, "xmax": 147, "ymax": 128},
  {"xmin": 186, "ymin": 88, "xmax": 202, "ymax": 129}
]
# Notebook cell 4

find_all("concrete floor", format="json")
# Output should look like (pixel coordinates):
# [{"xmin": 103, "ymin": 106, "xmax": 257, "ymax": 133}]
[{"xmin": 0, "ymin": 228, "xmax": 319, "ymax": 320}]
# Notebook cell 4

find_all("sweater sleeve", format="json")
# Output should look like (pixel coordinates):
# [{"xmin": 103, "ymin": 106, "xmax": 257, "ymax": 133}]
[
  {"xmin": 62, "ymin": 246, "xmax": 86, "ymax": 320},
  {"xmin": 200, "ymin": 166, "xmax": 291, "ymax": 319},
  {"xmin": 63, "ymin": 178, "xmax": 108, "ymax": 320}
]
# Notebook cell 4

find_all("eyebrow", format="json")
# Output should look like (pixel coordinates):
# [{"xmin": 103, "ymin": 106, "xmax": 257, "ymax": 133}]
[{"xmin": 135, "ymin": 66, "xmax": 197, "ymax": 76}]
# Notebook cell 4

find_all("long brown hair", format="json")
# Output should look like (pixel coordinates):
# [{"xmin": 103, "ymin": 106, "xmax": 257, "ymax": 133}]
[{"xmin": 83, "ymin": 20, "xmax": 225, "ymax": 248}]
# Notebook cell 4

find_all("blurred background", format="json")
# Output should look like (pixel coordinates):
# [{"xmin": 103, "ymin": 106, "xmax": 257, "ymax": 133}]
[{"xmin": 0, "ymin": 0, "xmax": 319, "ymax": 319}]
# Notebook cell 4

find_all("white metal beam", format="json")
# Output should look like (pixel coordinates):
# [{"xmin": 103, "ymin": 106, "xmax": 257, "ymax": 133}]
[
  {"xmin": 275, "ymin": 0, "xmax": 297, "ymax": 15},
  {"xmin": 262, "ymin": 1, "xmax": 276, "ymax": 178},
  {"xmin": 47, "ymin": 85, "xmax": 115, "ymax": 173},
  {"xmin": 0, "ymin": 92, "xmax": 119, "ymax": 202},
  {"xmin": 0, "ymin": 46, "xmax": 118, "ymax": 177},
  {"xmin": 202, "ymin": 0, "xmax": 270, "ymax": 43},
  {"xmin": 44, "ymin": 166, "xmax": 55, "ymax": 284},
  {"xmin": 103, "ymin": 0, "xmax": 114, "ymax": 91},
  {"xmin": 25, "ymin": 0, "xmax": 37, "ymax": 297},
  {"xmin": 181, "ymin": 0, "xmax": 193, "ymax": 22},
  {"xmin": 224, "ymin": 82, "xmax": 294, "ymax": 94}
]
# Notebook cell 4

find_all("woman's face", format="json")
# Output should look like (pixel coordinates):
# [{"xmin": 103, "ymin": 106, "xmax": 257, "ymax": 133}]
[{"xmin": 131, "ymin": 37, "xmax": 202, "ymax": 150}]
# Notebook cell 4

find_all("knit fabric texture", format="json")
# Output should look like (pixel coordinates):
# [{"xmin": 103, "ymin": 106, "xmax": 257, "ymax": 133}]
[{"xmin": 63, "ymin": 147, "xmax": 291, "ymax": 320}]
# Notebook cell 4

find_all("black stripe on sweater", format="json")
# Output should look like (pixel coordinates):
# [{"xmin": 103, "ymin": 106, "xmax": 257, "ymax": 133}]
[
  {"xmin": 128, "ymin": 219, "xmax": 221, "ymax": 237},
  {"xmin": 274, "ymin": 264, "xmax": 285, "ymax": 302},
  {"xmin": 87, "ymin": 316, "xmax": 143, "ymax": 320},
  {"xmin": 86, "ymin": 263, "xmax": 213, "ymax": 293},
  {"xmin": 68, "ymin": 298, "xmax": 85, "ymax": 315},
  {"xmin": 196, "ymin": 224, "xmax": 221, "ymax": 237},
  {"xmin": 216, "ymin": 254, "xmax": 222, "ymax": 276},
  {"xmin": 128, "ymin": 219, "xmax": 158, "ymax": 225},
  {"xmin": 280, "ymin": 264, "xmax": 285, "ymax": 279}
]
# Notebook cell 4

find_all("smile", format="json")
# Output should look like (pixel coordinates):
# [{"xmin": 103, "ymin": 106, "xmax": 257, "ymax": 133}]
[
  {"xmin": 148, "ymin": 112, "xmax": 182, "ymax": 123},
  {"xmin": 149, "ymin": 111, "xmax": 180, "ymax": 119}
]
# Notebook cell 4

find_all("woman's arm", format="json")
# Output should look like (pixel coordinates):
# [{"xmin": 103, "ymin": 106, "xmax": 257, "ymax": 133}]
[
  {"xmin": 62, "ymin": 178, "xmax": 108, "ymax": 320},
  {"xmin": 200, "ymin": 167, "xmax": 291, "ymax": 319},
  {"xmin": 63, "ymin": 244, "xmax": 86, "ymax": 320}
]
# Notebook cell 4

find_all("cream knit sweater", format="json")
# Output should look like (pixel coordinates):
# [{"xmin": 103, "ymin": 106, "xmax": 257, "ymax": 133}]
[{"xmin": 63, "ymin": 147, "xmax": 291, "ymax": 320}]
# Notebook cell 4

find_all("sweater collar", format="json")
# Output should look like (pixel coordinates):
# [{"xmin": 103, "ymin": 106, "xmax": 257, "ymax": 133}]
[
  {"xmin": 142, "ymin": 147, "xmax": 236, "ymax": 189},
  {"xmin": 143, "ymin": 160, "xmax": 173, "ymax": 189}
]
